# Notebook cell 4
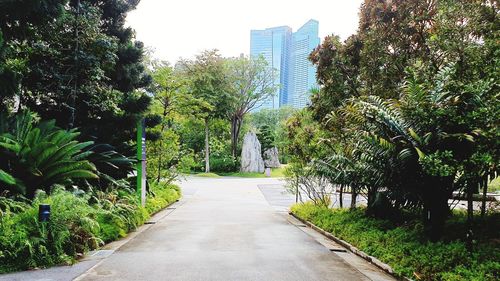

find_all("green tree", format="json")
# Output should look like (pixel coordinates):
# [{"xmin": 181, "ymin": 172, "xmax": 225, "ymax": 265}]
[
  {"xmin": 147, "ymin": 64, "xmax": 207, "ymax": 181},
  {"xmin": 225, "ymin": 55, "xmax": 277, "ymax": 157},
  {"xmin": 179, "ymin": 50, "xmax": 231, "ymax": 173}
]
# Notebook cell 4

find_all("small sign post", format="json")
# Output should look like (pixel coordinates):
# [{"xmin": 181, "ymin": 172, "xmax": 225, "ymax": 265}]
[{"xmin": 137, "ymin": 119, "xmax": 147, "ymax": 206}]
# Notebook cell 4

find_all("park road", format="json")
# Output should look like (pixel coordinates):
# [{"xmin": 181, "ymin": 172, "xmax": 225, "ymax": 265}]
[{"xmin": 76, "ymin": 177, "xmax": 390, "ymax": 281}]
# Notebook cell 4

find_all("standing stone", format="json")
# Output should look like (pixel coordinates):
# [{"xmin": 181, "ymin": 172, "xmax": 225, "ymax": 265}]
[
  {"xmin": 263, "ymin": 147, "xmax": 281, "ymax": 168},
  {"xmin": 240, "ymin": 132, "xmax": 265, "ymax": 173}
]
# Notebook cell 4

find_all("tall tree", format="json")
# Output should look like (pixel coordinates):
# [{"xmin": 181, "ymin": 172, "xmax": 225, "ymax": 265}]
[
  {"xmin": 179, "ymin": 50, "xmax": 230, "ymax": 173},
  {"xmin": 1, "ymin": 0, "xmax": 152, "ymax": 150},
  {"xmin": 225, "ymin": 55, "xmax": 277, "ymax": 157},
  {"xmin": 148, "ymin": 64, "xmax": 208, "ymax": 181}
]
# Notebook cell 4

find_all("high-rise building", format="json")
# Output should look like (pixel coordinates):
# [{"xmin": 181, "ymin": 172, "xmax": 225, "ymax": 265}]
[
  {"xmin": 250, "ymin": 19, "xmax": 319, "ymax": 110},
  {"xmin": 289, "ymin": 20, "xmax": 320, "ymax": 108},
  {"xmin": 250, "ymin": 26, "xmax": 291, "ymax": 110}
]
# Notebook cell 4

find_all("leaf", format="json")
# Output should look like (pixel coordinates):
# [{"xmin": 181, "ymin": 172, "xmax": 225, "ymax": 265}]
[
  {"xmin": 415, "ymin": 147, "xmax": 426, "ymax": 159},
  {"xmin": 0, "ymin": 169, "xmax": 16, "ymax": 185}
]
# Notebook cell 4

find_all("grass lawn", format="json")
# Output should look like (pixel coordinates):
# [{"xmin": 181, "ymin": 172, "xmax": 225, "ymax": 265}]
[
  {"xmin": 291, "ymin": 203, "xmax": 499, "ymax": 281},
  {"xmin": 488, "ymin": 177, "xmax": 500, "ymax": 193},
  {"xmin": 193, "ymin": 172, "xmax": 221, "ymax": 178},
  {"xmin": 219, "ymin": 166, "xmax": 286, "ymax": 178},
  {"xmin": 191, "ymin": 165, "xmax": 287, "ymax": 178}
]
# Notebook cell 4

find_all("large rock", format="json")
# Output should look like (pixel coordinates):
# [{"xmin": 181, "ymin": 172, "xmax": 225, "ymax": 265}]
[
  {"xmin": 263, "ymin": 147, "xmax": 281, "ymax": 168},
  {"xmin": 240, "ymin": 132, "xmax": 265, "ymax": 173}
]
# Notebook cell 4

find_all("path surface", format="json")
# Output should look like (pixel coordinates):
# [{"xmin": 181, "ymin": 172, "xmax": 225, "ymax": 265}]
[
  {"xmin": 1, "ymin": 177, "xmax": 394, "ymax": 281},
  {"xmin": 77, "ymin": 177, "xmax": 392, "ymax": 281}
]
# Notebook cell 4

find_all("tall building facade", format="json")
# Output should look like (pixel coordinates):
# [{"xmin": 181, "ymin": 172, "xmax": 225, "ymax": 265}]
[
  {"xmin": 250, "ymin": 20, "xmax": 319, "ymax": 110},
  {"xmin": 250, "ymin": 26, "xmax": 291, "ymax": 110}
]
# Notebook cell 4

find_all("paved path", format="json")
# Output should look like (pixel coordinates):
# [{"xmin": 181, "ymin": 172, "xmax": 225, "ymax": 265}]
[
  {"xmin": 77, "ymin": 177, "xmax": 393, "ymax": 281},
  {"xmin": 1, "ymin": 177, "xmax": 394, "ymax": 281}
]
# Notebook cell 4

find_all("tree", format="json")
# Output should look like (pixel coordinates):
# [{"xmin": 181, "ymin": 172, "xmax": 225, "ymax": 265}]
[
  {"xmin": 290, "ymin": 0, "xmax": 499, "ymax": 241},
  {"xmin": 225, "ymin": 55, "xmax": 277, "ymax": 157},
  {"xmin": 179, "ymin": 50, "xmax": 231, "ymax": 173},
  {"xmin": 147, "ymin": 64, "xmax": 207, "ymax": 182},
  {"xmin": 1, "ymin": 0, "xmax": 152, "ymax": 152}
]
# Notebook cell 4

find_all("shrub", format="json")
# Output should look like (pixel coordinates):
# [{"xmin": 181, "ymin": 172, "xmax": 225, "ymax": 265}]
[
  {"xmin": 146, "ymin": 181, "xmax": 181, "ymax": 215},
  {"xmin": 0, "ymin": 189, "xmax": 100, "ymax": 272},
  {"xmin": 209, "ymin": 154, "xmax": 239, "ymax": 173},
  {"xmin": 0, "ymin": 181, "xmax": 181, "ymax": 273},
  {"xmin": 291, "ymin": 203, "xmax": 500, "ymax": 281},
  {"xmin": 0, "ymin": 111, "xmax": 98, "ymax": 199}
]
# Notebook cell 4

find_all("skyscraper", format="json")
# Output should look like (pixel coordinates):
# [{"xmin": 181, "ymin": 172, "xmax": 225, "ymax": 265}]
[
  {"xmin": 289, "ymin": 20, "xmax": 320, "ymax": 108},
  {"xmin": 250, "ymin": 26, "xmax": 291, "ymax": 110},
  {"xmin": 250, "ymin": 19, "xmax": 319, "ymax": 110}
]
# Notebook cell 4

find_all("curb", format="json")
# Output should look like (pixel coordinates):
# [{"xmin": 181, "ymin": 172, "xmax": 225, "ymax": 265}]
[{"xmin": 289, "ymin": 212, "xmax": 413, "ymax": 281}]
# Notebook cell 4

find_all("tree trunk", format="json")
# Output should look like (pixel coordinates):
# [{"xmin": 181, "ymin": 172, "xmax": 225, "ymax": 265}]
[
  {"xmin": 350, "ymin": 186, "xmax": 357, "ymax": 209},
  {"xmin": 466, "ymin": 181, "xmax": 475, "ymax": 251},
  {"xmin": 481, "ymin": 177, "xmax": 488, "ymax": 217},
  {"xmin": 422, "ymin": 176, "xmax": 453, "ymax": 241},
  {"xmin": 204, "ymin": 118, "xmax": 210, "ymax": 173},
  {"xmin": 230, "ymin": 115, "xmax": 242, "ymax": 158},
  {"xmin": 156, "ymin": 148, "xmax": 162, "ymax": 183},
  {"xmin": 339, "ymin": 184, "xmax": 344, "ymax": 208},
  {"xmin": 367, "ymin": 185, "xmax": 377, "ymax": 211},
  {"xmin": 156, "ymin": 102, "xmax": 170, "ymax": 183}
]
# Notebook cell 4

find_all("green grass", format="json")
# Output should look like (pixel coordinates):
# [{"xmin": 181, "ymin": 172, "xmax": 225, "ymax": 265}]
[
  {"xmin": 291, "ymin": 203, "xmax": 499, "ymax": 281},
  {"xmin": 219, "ymin": 166, "xmax": 286, "ymax": 178},
  {"xmin": 193, "ymin": 172, "xmax": 221, "ymax": 178},
  {"xmin": 488, "ymin": 177, "xmax": 500, "ymax": 193}
]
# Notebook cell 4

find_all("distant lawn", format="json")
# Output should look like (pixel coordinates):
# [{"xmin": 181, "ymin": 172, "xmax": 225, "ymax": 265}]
[
  {"xmin": 191, "ymin": 166, "xmax": 287, "ymax": 178},
  {"xmin": 193, "ymin": 172, "xmax": 221, "ymax": 178},
  {"xmin": 219, "ymin": 166, "xmax": 286, "ymax": 178},
  {"xmin": 488, "ymin": 177, "xmax": 500, "ymax": 193}
]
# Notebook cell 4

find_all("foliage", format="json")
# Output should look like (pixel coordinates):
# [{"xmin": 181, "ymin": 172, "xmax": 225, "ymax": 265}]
[
  {"xmin": 246, "ymin": 106, "xmax": 296, "ymax": 163},
  {"xmin": 206, "ymin": 136, "xmax": 238, "ymax": 173},
  {"xmin": 0, "ymin": 111, "xmax": 98, "ymax": 199},
  {"xmin": 225, "ymin": 55, "xmax": 278, "ymax": 157},
  {"xmin": 179, "ymin": 50, "xmax": 232, "ymax": 173},
  {"xmin": 291, "ymin": 203, "xmax": 500, "ymax": 281},
  {"xmin": 0, "ymin": 188, "xmax": 100, "ymax": 272},
  {"xmin": 146, "ymin": 181, "xmax": 181, "ymax": 215},
  {"xmin": 0, "ymin": 182, "xmax": 180, "ymax": 273},
  {"xmin": 145, "ymin": 64, "xmax": 201, "ymax": 182},
  {"xmin": 288, "ymin": 0, "xmax": 500, "ymax": 240},
  {"xmin": 0, "ymin": 0, "xmax": 151, "ymax": 153}
]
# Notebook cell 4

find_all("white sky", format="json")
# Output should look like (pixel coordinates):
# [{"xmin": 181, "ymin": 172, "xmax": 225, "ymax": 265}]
[{"xmin": 126, "ymin": 0, "xmax": 363, "ymax": 63}]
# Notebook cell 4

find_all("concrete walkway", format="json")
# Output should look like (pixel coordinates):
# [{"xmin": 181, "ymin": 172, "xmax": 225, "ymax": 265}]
[
  {"xmin": 1, "ymin": 177, "xmax": 395, "ymax": 281},
  {"xmin": 77, "ymin": 177, "xmax": 394, "ymax": 281}
]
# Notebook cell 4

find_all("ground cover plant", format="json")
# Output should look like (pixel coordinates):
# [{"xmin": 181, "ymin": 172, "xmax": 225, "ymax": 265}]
[
  {"xmin": 291, "ymin": 203, "xmax": 500, "ymax": 281},
  {"xmin": 0, "ymin": 182, "xmax": 180, "ymax": 273}
]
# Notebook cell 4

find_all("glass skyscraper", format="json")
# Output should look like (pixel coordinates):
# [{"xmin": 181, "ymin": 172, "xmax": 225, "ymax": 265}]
[
  {"xmin": 250, "ymin": 26, "xmax": 291, "ymax": 110},
  {"xmin": 250, "ymin": 19, "xmax": 319, "ymax": 110}
]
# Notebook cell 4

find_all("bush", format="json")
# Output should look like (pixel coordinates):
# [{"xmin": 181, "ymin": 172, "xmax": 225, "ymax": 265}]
[
  {"xmin": 146, "ymin": 181, "xmax": 181, "ymax": 215},
  {"xmin": 0, "ymin": 189, "xmax": 100, "ymax": 272},
  {"xmin": 291, "ymin": 203, "xmax": 500, "ymax": 281},
  {"xmin": 0, "ymin": 111, "xmax": 98, "ymax": 199},
  {"xmin": 209, "ymin": 155, "xmax": 239, "ymax": 173},
  {"xmin": 0, "ymin": 182, "xmax": 181, "ymax": 273}
]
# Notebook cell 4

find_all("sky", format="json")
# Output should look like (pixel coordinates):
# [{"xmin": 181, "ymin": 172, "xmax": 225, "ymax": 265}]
[{"xmin": 126, "ymin": 0, "xmax": 363, "ymax": 63}]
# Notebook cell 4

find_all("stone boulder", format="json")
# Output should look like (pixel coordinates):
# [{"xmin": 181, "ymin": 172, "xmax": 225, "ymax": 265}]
[
  {"xmin": 240, "ymin": 132, "xmax": 265, "ymax": 173},
  {"xmin": 263, "ymin": 147, "xmax": 281, "ymax": 168}
]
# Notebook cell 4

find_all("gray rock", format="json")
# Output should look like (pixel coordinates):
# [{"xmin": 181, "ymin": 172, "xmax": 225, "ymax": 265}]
[
  {"xmin": 263, "ymin": 147, "xmax": 281, "ymax": 168},
  {"xmin": 240, "ymin": 132, "xmax": 265, "ymax": 173}
]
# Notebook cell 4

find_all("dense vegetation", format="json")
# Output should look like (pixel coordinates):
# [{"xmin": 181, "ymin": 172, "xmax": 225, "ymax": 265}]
[
  {"xmin": 285, "ymin": 0, "xmax": 499, "ymax": 241},
  {"xmin": 284, "ymin": 1, "xmax": 499, "ymax": 279},
  {"xmin": 0, "ymin": 0, "xmax": 184, "ymax": 273},
  {"xmin": 0, "ymin": 182, "xmax": 180, "ymax": 273},
  {"xmin": 292, "ymin": 203, "xmax": 499, "ymax": 281}
]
